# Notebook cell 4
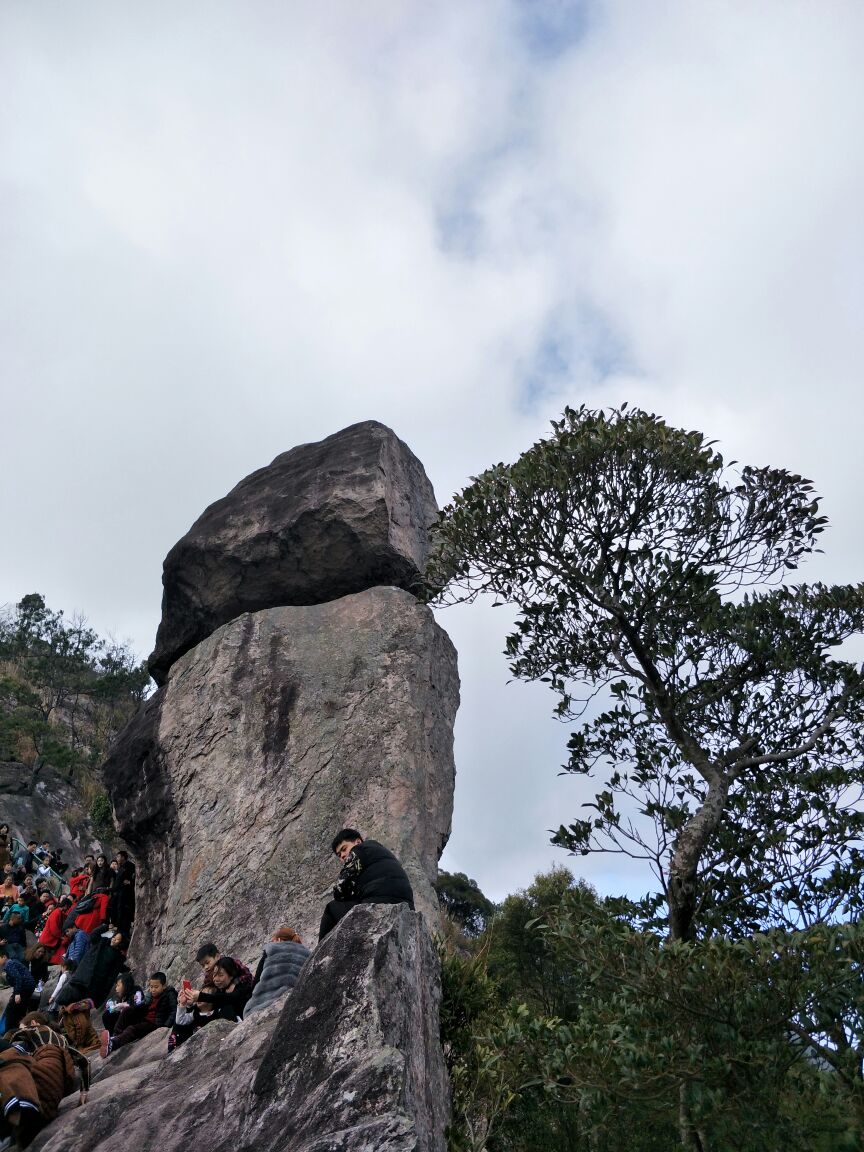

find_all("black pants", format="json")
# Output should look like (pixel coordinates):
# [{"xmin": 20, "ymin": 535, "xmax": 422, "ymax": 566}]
[
  {"xmin": 318, "ymin": 897, "xmax": 414, "ymax": 941},
  {"xmin": 318, "ymin": 899, "xmax": 360, "ymax": 940},
  {"xmin": 4, "ymin": 993, "xmax": 32, "ymax": 1032}
]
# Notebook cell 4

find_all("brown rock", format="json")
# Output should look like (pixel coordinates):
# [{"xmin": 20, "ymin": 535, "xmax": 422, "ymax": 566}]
[
  {"xmin": 148, "ymin": 421, "xmax": 439, "ymax": 685},
  {"xmin": 105, "ymin": 587, "xmax": 458, "ymax": 980}
]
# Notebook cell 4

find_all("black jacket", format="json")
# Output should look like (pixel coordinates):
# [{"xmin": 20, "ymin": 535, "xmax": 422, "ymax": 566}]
[
  {"xmin": 153, "ymin": 986, "xmax": 178, "ymax": 1028},
  {"xmin": 333, "ymin": 840, "xmax": 414, "ymax": 908},
  {"xmin": 197, "ymin": 981, "xmax": 251, "ymax": 1023},
  {"xmin": 72, "ymin": 930, "xmax": 129, "ymax": 1007}
]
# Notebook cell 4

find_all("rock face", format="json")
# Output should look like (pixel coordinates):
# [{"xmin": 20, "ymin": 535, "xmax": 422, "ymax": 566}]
[
  {"xmin": 105, "ymin": 587, "xmax": 459, "ymax": 980},
  {"xmin": 0, "ymin": 762, "xmax": 107, "ymax": 860},
  {"xmin": 32, "ymin": 905, "xmax": 449, "ymax": 1152},
  {"xmin": 148, "ymin": 421, "xmax": 439, "ymax": 685}
]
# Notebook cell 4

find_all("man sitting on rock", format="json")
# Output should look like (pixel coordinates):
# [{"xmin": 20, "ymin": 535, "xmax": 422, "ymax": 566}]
[
  {"xmin": 318, "ymin": 829, "xmax": 414, "ymax": 940},
  {"xmin": 100, "ymin": 971, "xmax": 177, "ymax": 1058}
]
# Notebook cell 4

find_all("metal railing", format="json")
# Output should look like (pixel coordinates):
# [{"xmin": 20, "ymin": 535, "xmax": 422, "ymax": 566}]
[{"xmin": 8, "ymin": 837, "xmax": 67, "ymax": 899}]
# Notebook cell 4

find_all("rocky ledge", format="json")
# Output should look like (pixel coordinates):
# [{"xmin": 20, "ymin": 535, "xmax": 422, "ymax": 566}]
[{"xmin": 32, "ymin": 903, "xmax": 448, "ymax": 1152}]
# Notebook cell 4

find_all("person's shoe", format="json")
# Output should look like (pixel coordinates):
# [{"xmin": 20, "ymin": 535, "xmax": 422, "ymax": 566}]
[{"xmin": 99, "ymin": 1029, "xmax": 111, "ymax": 1059}]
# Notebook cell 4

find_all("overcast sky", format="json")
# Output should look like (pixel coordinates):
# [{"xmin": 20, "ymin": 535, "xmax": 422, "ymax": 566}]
[{"xmin": 2, "ymin": 1, "xmax": 863, "ymax": 903}]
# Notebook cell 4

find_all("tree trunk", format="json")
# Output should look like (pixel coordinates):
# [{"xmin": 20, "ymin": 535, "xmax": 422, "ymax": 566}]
[{"xmin": 668, "ymin": 772, "xmax": 729, "ymax": 941}]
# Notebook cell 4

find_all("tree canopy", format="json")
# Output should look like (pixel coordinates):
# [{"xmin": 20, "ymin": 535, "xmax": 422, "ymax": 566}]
[{"xmin": 429, "ymin": 405, "xmax": 864, "ymax": 940}]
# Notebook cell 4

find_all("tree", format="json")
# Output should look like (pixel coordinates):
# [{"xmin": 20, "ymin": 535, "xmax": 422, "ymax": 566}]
[
  {"xmin": 429, "ymin": 406, "xmax": 864, "ymax": 941},
  {"xmin": 436, "ymin": 871, "xmax": 497, "ymax": 937},
  {"xmin": 0, "ymin": 593, "xmax": 149, "ymax": 785}
]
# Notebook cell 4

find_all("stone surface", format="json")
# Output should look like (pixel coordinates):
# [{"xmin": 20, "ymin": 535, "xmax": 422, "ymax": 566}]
[
  {"xmin": 105, "ymin": 587, "xmax": 459, "ymax": 981},
  {"xmin": 32, "ymin": 905, "xmax": 448, "ymax": 1152},
  {"xmin": 148, "ymin": 421, "xmax": 439, "ymax": 685},
  {"xmin": 0, "ymin": 762, "xmax": 108, "ymax": 859}
]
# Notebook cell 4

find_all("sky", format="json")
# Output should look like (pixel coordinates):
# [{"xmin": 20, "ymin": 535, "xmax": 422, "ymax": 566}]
[{"xmin": 2, "ymin": 1, "xmax": 863, "ymax": 903}]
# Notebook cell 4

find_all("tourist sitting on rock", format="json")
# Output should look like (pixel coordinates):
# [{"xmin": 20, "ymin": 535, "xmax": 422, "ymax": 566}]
[
  {"xmin": 19, "ymin": 877, "xmax": 42, "ymax": 924},
  {"xmin": 1, "ymin": 875, "xmax": 19, "ymax": 904},
  {"xmin": 100, "ymin": 972, "xmax": 177, "ymax": 1058},
  {"xmin": 0, "ymin": 911, "xmax": 29, "ymax": 962},
  {"xmin": 169, "ymin": 945, "xmax": 254, "ymax": 1049},
  {"xmin": 45, "ymin": 959, "xmax": 77, "ymax": 1014},
  {"xmin": 68, "ymin": 861, "xmax": 91, "ymax": 902},
  {"xmin": 173, "ymin": 957, "xmax": 251, "ymax": 1045},
  {"xmin": 54, "ymin": 929, "xmax": 128, "ymax": 1010},
  {"xmin": 70, "ymin": 890, "xmax": 111, "ymax": 936},
  {"xmin": 12, "ymin": 841, "xmax": 38, "ymax": 884},
  {"xmin": 102, "ymin": 972, "xmax": 144, "ymax": 1037},
  {"xmin": 244, "ymin": 926, "xmax": 309, "ymax": 1019},
  {"xmin": 0, "ymin": 948, "xmax": 37, "ymax": 1032},
  {"xmin": 318, "ymin": 829, "xmax": 414, "ymax": 940},
  {"xmin": 38, "ymin": 896, "xmax": 73, "ymax": 965},
  {"xmin": 62, "ymin": 925, "xmax": 91, "ymax": 967}
]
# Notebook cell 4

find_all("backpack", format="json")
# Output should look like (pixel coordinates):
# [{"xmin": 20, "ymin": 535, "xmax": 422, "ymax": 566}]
[{"xmin": 63, "ymin": 895, "xmax": 95, "ymax": 930}]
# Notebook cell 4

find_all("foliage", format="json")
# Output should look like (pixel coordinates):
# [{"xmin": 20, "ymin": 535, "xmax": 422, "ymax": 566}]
[
  {"xmin": 0, "ymin": 593, "xmax": 149, "ymax": 786},
  {"xmin": 89, "ymin": 791, "xmax": 115, "ymax": 842},
  {"xmin": 429, "ymin": 405, "xmax": 864, "ymax": 940},
  {"xmin": 436, "ymin": 871, "xmax": 497, "ymax": 937},
  {"xmin": 440, "ymin": 868, "xmax": 862, "ymax": 1151}
]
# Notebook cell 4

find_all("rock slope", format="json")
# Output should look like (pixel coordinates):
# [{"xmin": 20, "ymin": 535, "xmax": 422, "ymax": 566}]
[{"xmin": 32, "ymin": 904, "xmax": 448, "ymax": 1152}]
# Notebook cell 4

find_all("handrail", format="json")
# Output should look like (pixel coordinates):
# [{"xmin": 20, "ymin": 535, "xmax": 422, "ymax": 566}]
[{"xmin": 8, "ymin": 836, "xmax": 67, "ymax": 899}]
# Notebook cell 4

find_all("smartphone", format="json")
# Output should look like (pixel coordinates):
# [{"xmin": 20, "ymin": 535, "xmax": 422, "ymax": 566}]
[{"xmin": 182, "ymin": 979, "xmax": 192, "ymax": 993}]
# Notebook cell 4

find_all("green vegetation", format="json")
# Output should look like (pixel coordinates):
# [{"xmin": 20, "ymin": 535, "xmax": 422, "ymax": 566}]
[
  {"xmin": 0, "ymin": 592, "xmax": 149, "ymax": 791},
  {"xmin": 432, "ymin": 407, "xmax": 864, "ymax": 1148},
  {"xmin": 439, "ymin": 869, "xmax": 862, "ymax": 1151}
]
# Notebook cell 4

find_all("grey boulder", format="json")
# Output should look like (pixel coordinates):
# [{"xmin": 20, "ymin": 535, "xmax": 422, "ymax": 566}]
[
  {"xmin": 32, "ymin": 904, "xmax": 449, "ymax": 1152},
  {"xmin": 148, "ymin": 421, "xmax": 439, "ymax": 684},
  {"xmin": 105, "ymin": 586, "xmax": 459, "ymax": 981}
]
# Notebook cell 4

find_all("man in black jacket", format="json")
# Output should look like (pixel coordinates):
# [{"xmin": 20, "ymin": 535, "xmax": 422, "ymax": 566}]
[{"xmin": 318, "ymin": 829, "xmax": 414, "ymax": 940}]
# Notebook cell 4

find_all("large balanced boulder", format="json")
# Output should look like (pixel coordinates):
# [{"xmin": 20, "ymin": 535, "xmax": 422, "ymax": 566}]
[
  {"xmin": 106, "ymin": 587, "xmax": 458, "ymax": 980},
  {"xmin": 32, "ymin": 904, "xmax": 449, "ymax": 1152},
  {"xmin": 148, "ymin": 421, "xmax": 439, "ymax": 685}
]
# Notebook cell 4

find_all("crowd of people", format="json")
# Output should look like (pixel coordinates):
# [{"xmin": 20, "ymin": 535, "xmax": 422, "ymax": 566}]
[{"xmin": 0, "ymin": 826, "xmax": 414, "ymax": 1148}]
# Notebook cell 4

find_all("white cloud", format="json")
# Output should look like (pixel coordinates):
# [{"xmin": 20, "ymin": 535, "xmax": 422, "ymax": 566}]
[{"xmin": 2, "ymin": 0, "xmax": 862, "ymax": 903}]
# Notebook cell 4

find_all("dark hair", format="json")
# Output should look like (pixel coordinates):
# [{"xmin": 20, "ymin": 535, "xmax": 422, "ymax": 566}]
[
  {"xmin": 27, "ymin": 841, "xmax": 36, "ymax": 849},
  {"xmin": 115, "ymin": 972, "xmax": 136, "ymax": 1000},
  {"xmin": 117, "ymin": 851, "xmax": 129, "ymax": 862},
  {"xmin": 0, "ymin": 949, "xmax": 7, "ymax": 960},
  {"xmin": 195, "ymin": 943, "xmax": 219, "ymax": 964},
  {"xmin": 213, "ymin": 957, "xmax": 239, "ymax": 981},
  {"xmin": 149, "ymin": 971, "xmax": 167, "ymax": 985},
  {"xmin": 331, "ymin": 828, "xmax": 363, "ymax": 854},
  {"xmin": 0, "ymin": 825, "xmax": 8, "ymax": 835},
  {"xmin": 63, "ymin": 959, "xmax": 78, "ymax": 973},
  {"xmin": 111, "ymin": 932, "xmax": 127, "ymax": 950},
  {"xmin": 20, "ymin": 1011, "xmax": 53, "ymax": 1030}
]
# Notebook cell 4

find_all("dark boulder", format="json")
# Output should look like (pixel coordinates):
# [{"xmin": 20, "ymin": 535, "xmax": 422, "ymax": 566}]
[{"xmin": 148, "ymin": 421, "xmax": 439, "ymax": 685}]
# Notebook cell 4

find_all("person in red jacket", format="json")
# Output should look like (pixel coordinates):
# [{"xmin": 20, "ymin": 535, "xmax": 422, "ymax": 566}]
[
  {"xmin": 68, "ymin": 864, "xmax": 92, "ymax": 902},
  {"xmin": 72, "ymin": 892, "xmax": 110, "ymax": 936},
  {"xmin": 38, "ymin": 897, "xmax": 73, "ymax": 965}
]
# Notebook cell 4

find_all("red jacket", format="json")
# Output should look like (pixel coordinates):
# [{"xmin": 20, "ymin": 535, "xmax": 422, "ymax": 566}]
[
  {"xmin": 39, "ymin": 905, "xmax": 69, "ymax": 964},
  {"xmin": 69, "ymin": 872, "xmax": 90, "ymax": 900},
  {"xmin": 73, "ymin": 892, "xmax": 110, "ymax": 935}
]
